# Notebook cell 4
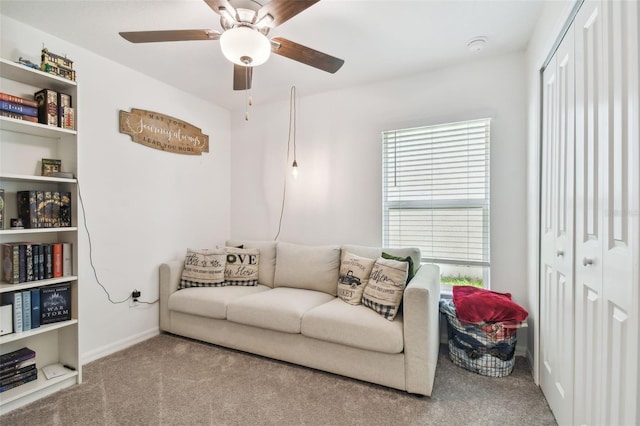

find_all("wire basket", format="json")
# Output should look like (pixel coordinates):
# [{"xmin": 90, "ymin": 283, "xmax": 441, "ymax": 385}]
[{"xmin": 439, "ymin": 298, "xmax": 518, "ymax": 377}]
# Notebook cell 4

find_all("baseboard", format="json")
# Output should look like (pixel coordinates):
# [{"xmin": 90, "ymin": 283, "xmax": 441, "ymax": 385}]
[{"xmin": 81, "ymin": 327, "xmax": 160, "ymax": 365}]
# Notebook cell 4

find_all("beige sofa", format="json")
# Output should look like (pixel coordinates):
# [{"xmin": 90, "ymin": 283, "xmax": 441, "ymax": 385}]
[{"xmin": 159, "ymin": 240, "xmax": 440, "ymax": 396}]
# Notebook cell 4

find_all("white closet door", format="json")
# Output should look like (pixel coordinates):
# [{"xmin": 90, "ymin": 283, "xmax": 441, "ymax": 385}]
[
  {"xmin": 574, "ymin": 0, "xmax": 639, "ymax": 424},
  {"xmin": 574, "ymin": 1, "xmax": 605, "ymax": 424},
  {"xmin": 599, "ymin": 0, "xmax": 638, "ymax": 424},
  {"xmin": 540, "ymin": 27, "xmax": 575, "ymax": 426}
]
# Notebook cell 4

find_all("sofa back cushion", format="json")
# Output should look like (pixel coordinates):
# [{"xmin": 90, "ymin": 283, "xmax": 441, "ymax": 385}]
[
  {"xmin": 274, "ymin": 242, "xmax": 341, "ymax": 296},
  {"xmin": 341, "ymin": 245, "xmax": 421, "ymax": 279},
  {"xmin": 226, "ymin": 240, "xmax": 277, "ymax": 287}
]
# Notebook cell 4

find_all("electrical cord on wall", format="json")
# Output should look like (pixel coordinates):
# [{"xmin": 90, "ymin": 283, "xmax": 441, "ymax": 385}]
[
  {"xmin": 77, "ymin": 179, "xmax": 158, "ymax": 305},
  {"xmin": 274, "ymin": 85, "xmax": 297, "ymax": 240}
]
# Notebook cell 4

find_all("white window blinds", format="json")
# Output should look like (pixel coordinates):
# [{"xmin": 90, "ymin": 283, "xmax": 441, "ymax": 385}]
[{"xmin": 382, "ymin": 118, "xmax": 490, "ymax": 266}]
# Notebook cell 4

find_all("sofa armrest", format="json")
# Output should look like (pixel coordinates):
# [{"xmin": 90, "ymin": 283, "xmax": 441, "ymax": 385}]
[
  {"xmin": 403, "ymin": 263, "xmax": 440, "ymax": 395},
  {"xmin": 159, "ymin": 259, "xmax": 184, "ymax": 331}
]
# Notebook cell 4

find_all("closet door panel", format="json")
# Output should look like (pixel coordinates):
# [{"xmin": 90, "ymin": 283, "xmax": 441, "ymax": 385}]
[
  {"xmin": 600, "ymin": 0, "xmax": 638, "ymax": 424},
  {"xmin": 574, "ymin": 1, "xmax": 604, "ymax": 425},
  {"xmin": 539, "ymin": 28, "xmax": 574, "ymax": 426}
]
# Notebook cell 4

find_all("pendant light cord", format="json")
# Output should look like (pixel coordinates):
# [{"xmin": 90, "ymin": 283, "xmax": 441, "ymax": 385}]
[{"xmin": 274, "ymin": 85, "xmax": 296, "ymax": 240}]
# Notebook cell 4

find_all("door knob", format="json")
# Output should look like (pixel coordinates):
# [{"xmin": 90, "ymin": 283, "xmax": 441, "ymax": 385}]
[{"xmin": 583, "ymin": 257, "xmax": 594, "ymax": 266}]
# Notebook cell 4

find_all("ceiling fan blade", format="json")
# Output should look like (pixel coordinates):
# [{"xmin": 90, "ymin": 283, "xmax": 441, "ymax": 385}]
[
  {"xmin": 271, "ymin": 37, "xmax": 344, "ymax": 73},
  {"xmin": 233, "ymin": 64, "xmax": 253, "ymax": 91},
  {"xmin": 119, "ymin": 29, "xmax": 220, "ymax": 43},
  {"xmin": 258, "ymin": 0, "xmax": 320, "ymax": 27}
]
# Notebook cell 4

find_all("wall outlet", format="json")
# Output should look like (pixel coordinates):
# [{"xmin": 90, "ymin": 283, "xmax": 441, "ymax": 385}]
[{"xmin": 130, "ymin": 289, "xmax": 141, "ymax": 308}]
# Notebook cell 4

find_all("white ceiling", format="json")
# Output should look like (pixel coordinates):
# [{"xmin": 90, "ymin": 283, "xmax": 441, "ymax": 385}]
[{"xmin": 0, "ymin": 0, "xmax": 545, "ymax": 110}]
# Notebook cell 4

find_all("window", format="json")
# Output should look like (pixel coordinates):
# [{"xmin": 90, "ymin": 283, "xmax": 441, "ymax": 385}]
[{"xmin": 382, "ymin": 118, "xmax": 490, "ymax": 288}]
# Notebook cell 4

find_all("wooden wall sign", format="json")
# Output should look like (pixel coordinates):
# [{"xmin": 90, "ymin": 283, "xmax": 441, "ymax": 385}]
[{"xmin": 119, "ymin": 109, "xmax": 209, "ymax": 155}]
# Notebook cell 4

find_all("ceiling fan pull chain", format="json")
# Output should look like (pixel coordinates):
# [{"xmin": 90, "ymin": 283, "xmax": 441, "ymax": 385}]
[{"xmin": 245, "ymin": 65, "xmax": 252, "ymax": 121}]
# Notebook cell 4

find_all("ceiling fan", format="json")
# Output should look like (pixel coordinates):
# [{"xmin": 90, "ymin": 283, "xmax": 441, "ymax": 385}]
[{"xmin": 119, "ymin": 0, "xmax": 344, "ymax": 91}]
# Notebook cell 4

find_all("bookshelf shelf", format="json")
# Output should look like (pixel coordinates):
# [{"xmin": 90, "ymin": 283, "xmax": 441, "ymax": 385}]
[
  {"xmin": 0, "ymin": 276, "xmax": 78, "ymax": 294},
  {"xmin": 0, "ymin": 368, "xmax": 78, "ymax": 407},
  {"xmin": 1, "ymin": 55, "xmax": 80, "ymax": 414},
  {"xmin": 0, "ymin": 320, "xmax": 78, "ymax": 345},
  {"xmin": 0, "ymin": 227, "xmax": 78, "ymax": 236}
]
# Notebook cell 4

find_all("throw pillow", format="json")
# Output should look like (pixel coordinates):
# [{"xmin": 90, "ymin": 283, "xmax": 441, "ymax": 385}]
[
  {"xmin": 225, "ymin": 247, "xmax": 260, "ymax": 286},
  {"xmin": 336, "ymin": 252, "xmax": 376, "ymax": 305},
  {"xmin": 362, "ymin": 257, "xmax": 409, "ymax": 320},
  {"xmin": 381, "ymin": 252, "xmax": 416, "ymax": 283},
  {"xmin": 180, "ymin": 248, "xmax": 226, "ymax": 289}
]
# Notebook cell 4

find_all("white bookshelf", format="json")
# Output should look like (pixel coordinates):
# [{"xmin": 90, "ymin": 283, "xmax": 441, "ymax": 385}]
[{"xmin": 0, "ymin": 57, "xmax": 80, "ymax": 414}]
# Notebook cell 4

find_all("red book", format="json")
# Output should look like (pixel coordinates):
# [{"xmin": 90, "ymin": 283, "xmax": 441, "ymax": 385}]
[
  {"xmin": 52, "ymin": 243, "xmax": 63, "ymax": 278},
  {"xmin": 0, "ymin": 92, "xmax": 38, "ymax": 108}
]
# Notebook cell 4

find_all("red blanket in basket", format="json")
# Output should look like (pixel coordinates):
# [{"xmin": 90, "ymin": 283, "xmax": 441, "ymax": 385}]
[{"xmin": 452, "ymin": 286, "xmax": 528, "ymax": 323}]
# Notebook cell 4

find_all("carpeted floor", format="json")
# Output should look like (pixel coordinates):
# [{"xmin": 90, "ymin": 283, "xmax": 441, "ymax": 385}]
[{"xmin": 1, "ymin": 333, "xmax": 557, "ymax": 425}]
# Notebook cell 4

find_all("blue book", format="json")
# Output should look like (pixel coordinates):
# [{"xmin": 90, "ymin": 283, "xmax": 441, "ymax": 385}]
[
  {"xmin": 0, "ymin": 100, "xmax": 38, "ymax": 117},
  {"xmin": 30, "ymin": 289, "xmax": 40, "ymax": 329},
  {"xmin": 21, "ymin": 291, "xmax": 31, "ymax": 331}
]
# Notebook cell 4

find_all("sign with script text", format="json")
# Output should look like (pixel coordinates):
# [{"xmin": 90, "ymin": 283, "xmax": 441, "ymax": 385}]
[{"xmin": 119, "ymin": 108, "xmax": 209, "ymax": 155}]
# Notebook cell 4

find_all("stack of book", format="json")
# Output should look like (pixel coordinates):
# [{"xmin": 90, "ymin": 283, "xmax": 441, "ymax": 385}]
[
  {"xmin": 0, "ymin": 347, "xmax": 37, "ymax": 393},
  {"xmin": 17, "ymin": 190, "xmax": 72, "ymax": 229},
  {"xmin": 1, "ymin": 242, "xmax": 73, "ymax": 284},
  {"xmin": 0, "ymin": 284, "xmax": 71, "ymax": 334},
  {"xmin": 0, "ymin": 92, "xmax": 38, "ymax": 123}
]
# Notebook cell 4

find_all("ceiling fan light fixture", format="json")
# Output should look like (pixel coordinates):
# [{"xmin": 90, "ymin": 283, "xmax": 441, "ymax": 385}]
[{"xmin": 220, "ymin": 26, "xmax": 271, "ymax": 66}]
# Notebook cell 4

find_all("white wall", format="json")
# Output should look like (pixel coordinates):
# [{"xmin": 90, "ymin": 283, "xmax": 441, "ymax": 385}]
[
  {"xmin": 524, "ymin": 0, "xmax": 577, "ymax": 382},
  {"xmin": 1, "ymin": 16, "xmax": 231, "ymax": 362},
  {"xmin": 230, "ymin": 52, "xmax": 530, "ymax": 348}
]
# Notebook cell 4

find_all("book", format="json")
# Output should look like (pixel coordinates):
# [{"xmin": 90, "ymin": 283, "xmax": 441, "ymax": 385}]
[
  {"xmin": 0, "ymin": 360, "xmax": 35, "ymax": 380},
  {"xmin": 62, "ymin": 243, "xmax": 72, "ymax": 276},
  {"xmin": 43, "ymin": 191, "xmax": 53, "ymax": 228},
  {"xmin": 0, "ymin": 100, "xmax": 38, "ymax": 117},
  {"xmin": 58, "ymin": 93, "xmax": 72, "ymax": 129},
  {"xmin": 0, "ymin": 367, "xmax": 37, "ymax": 387},
  {"xmin": 21, "ymin": 290, "xmax": 31, "ymax": 331},
  {"xmin": 0, "ymin": 110, "xmax": 39, "ymax": 123},
  {"xmin": 0, "ymin": 348, "xmax": 35, "ymax": 370},
  {"xmin": 0, "ymin": 363, "xmax": 36, "ymax": 383},
  {"xmin": 18, "ymin": 244, "xmax": 26, "ymax": 283},
  {"xmin": 41, "ymin": 284, "xmax": 71, "ymax": 324},
  {"xmin": 0, "ymin": 304, "xmax": 11, "ymax": 336},
  {"xmin": 24, "ymin": 243, "xmax": 34, "ymax": 282},
  {"xmin": 1, "ymin": 243, "xmax": 20, "ymax": 283},
  {"xmin": 0, "ymin": 188, "xmax": 4, "ymax": 229},
  {"xmin": 43, "ymin": 243, "xmax": 53, "ymax": 279},
  {"xmin": 30, "ymin": 288, "xmax": 40, "ymax": 329},
  {"xmin": 34, "ymin": 88, "xmax": 58, "ymax": 126},
  {"xmin": 42, "ymin": 363, "xmax": 73, "ymax": 380},
  {"xmin": 0, "ymin": 92, "xmax": 38, "ymax": 108},
  {"xmin": 41, "ymin": 158, "xmax": 61, "ymax": 177},
  {"xmin": 52, "ymin": 243, "xmax": 63, "ymax": 278},
  {"xmin": 35, "ymin": 190, "xmax": 44, "ymax": 228},
  {"xmin": 52, "ymin": 192, "xmax": 61, "ymax": 227},
  {"xmin": 60, "ymin": 192, "xmax": 71, "ymax": 227},
  {"xmin": 17, "ymin": 190, "xmax": 38, "ymax": 229},
  {"xmin": 0, "ymin": 369, "xmax": 37, "ymax": 393},
  {"xmin": 38, "ymin": 243, "xmax": 45, "ymax": 280},
  {"xmin": 0, "ymin": 292, "xmax": 23, "ymax": 333}
]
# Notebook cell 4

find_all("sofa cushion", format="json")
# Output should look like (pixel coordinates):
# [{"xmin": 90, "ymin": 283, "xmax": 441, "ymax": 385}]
[
  {"xmin": 224, "ymin": 247, "xmax": 259, "ymax": 286},
  {"xmin": 341, "ymin": 245, "xmax": 421, "ymax": 279},
  {"xmin": 180, "ymin": 248, "xmax": 226, "ymax": 289},
  {"xmin": 273, "ymin": 242, "xmax": 341, "ymax": 296},
  {"xmin": 227, "ymin": 287, "xmax": 335, "ymax": 334},
  {"xmin": 301, "ymin": 298, "xmax": 404, "ymax": 354},
  {"xmin": 226, "ymin": 240, "xmax": 277, "ymax": 287},
  {"xmin": 361, "ymin": 257, "xmax": 409, "ymax": 320},
  {"xmin": 336, "ymin": 252, "xmax": 376, "ymax": 305},
  {"xmin": 168, "ymin": 285, "xmax": 270, "ymax": 319}
]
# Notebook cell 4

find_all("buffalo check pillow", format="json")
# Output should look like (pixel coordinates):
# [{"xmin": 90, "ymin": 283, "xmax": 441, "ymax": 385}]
[
  {"xmin": 361, "ymin": 256, "xmax": 409, "ymax": 320},
  {"xmin": 225, "ymin": 247, "xmax": 260, "ymax": 286},
  {"xmin": 180, "ymin": 248, "xmax": 226, "ymax": 289}
]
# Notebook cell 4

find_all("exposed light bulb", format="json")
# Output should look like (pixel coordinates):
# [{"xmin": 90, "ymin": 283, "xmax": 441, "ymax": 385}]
[{"xmin": 291, "ymin": 160, "xmax": 298, "ymax": 179}]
